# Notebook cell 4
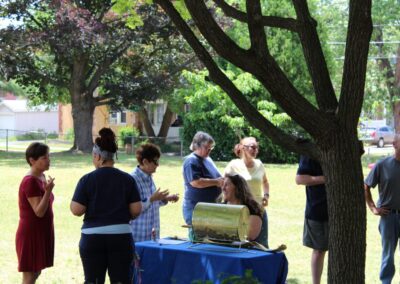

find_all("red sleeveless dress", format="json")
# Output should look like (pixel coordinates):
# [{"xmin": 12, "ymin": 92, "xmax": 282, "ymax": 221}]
[{"xmin": 15, "ymin": 175, "xmax": 54, "ymax": 272}]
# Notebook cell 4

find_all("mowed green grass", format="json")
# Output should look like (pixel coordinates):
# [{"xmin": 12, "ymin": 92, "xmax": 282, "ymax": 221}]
[{"xmin": 0, "ymin": 150, "xmax": 390, "ymax": 283}]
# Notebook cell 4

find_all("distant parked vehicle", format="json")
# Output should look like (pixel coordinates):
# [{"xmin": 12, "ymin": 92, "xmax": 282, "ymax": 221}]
[{"xmin": 360, "ymin": 125, "xmax": 395, "ymax": 148}]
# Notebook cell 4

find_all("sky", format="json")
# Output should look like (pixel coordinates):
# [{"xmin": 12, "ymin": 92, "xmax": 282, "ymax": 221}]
[{"xmin": 0, "ymin": 18, "xmax": 22, "ymax": 29}]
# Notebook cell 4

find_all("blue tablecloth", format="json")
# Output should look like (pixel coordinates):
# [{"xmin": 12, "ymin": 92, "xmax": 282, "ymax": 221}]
[{"xmin": 135, "ymin": 240, "xmax": 288, "ymax": 284}]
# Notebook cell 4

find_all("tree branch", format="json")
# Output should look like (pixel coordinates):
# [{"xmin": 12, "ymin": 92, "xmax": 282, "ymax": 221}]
[
  {"xmin": 183, "ymin": 0, "xmax": 333, "ymax": 137},
  {"xmin": 246, "ymin": 0, "xmax": 268, "ymax": 59},
  {"xmin": 87, "ymin": 40, "xmax": 132, "ymax": 95},
  {"xmin": 338, "ymin": 0, "xmax": 372, "ymax": 129},
  {"xmin": 213, "ymin": 0, "xmax": 298, "ymax": 32},
  {"xmin": 292, "ymin": 0, "xmax": 338, "ymax": 112},
  {"xmin": 155, "ymin": 0, "xmax": 319, "ymax": 157},
  {"xmin": 25, "ymin": 10, "xmax": 46, "ymax": 30},
  {"xmin": 183, "ymin": 0, "xmax": 254, "ymax": 70}
]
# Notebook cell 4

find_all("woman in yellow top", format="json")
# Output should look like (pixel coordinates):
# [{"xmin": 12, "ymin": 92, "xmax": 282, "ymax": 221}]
[{"xmin": 224, "ymin": 137, "xmax": 270, "ymax": 247}]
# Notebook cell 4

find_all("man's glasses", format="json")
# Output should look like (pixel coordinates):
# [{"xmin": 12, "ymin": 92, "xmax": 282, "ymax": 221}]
[
  {"xmin": 151, "ymin": 159, "xmax": 159, "ymax": 165},
  {"xmin": 203, "ymin": 145, "xmax": 215, "ymax": 152},
  {"xmin": 243, "ymin": 144, "xmax": 258, "ymax": 150}
]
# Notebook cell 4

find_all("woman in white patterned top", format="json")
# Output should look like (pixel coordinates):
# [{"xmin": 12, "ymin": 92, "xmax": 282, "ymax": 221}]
[{"xmin": 224, "ymin": 137, "xmax": 270, "ymax": 247}]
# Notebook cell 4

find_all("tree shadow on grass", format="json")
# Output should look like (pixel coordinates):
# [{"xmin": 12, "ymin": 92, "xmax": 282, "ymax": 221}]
[
  {"xmin": 0, "ymin": 149, "xmax": 183, "ymax": 168},
  {"xmin": 286, "ymin": 278, "xmax": 301, "ymax": 284},
  {"xmin": 0, "ymin": 150, "xmax": 93, "ymax": 168}
]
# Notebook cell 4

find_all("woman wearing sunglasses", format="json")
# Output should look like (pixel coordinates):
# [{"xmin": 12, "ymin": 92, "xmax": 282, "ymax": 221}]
[
  {"xmin": 224, "ymin": 137, "xmax": 270, "ymax": 247},
  {"xmin": 129, "ymin": 143, "xmax": 179, "ymax": 242}
]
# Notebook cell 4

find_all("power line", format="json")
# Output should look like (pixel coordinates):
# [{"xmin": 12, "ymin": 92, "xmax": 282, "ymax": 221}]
[
  {"xmin": 328, "ymin": 41, "xmax": 400, "ymax": 45},
  {"xmin": 335, "ymin": 56, "xmax": 399, "ymax": 60}
]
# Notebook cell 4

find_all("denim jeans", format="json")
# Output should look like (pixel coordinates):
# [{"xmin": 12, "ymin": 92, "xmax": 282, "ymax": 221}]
[
  {"xmin": 256, "ymin": 210, "xmax": 269, "ymax": 249},
  {"xmin": 182, "ymin": 199, "xmax": 197, "ymax": 241},
  {"xmin": 379, "ymin": 212, "xmax": 400, "ymax": 284}
]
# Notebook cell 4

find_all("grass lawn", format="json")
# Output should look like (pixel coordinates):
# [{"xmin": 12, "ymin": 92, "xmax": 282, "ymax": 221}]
[{"xmin": 0, "ymin": 150, "xmax": 391, "ymax": 283}]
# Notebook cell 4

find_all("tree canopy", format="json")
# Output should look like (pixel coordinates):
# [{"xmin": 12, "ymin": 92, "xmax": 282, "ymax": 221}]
[{"xmin": 0, "ymin": 0, "xmax": 195, "ymax": 151}]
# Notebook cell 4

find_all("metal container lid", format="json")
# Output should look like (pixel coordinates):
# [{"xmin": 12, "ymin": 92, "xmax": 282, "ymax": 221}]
[{"xmin": 192, "ymin": 202, "xmax": 250, "ymax": 242}]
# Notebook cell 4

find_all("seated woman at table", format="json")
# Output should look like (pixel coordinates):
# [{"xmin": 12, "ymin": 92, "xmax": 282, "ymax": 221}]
[{"xmin": 221, "ymin": 174, "xmax": 267, "ymax": 247}]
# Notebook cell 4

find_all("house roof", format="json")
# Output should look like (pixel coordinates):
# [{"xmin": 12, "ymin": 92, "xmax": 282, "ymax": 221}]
[{"xmin": 0, "ymin": 100, "xmax": 57, "ymax": 113}]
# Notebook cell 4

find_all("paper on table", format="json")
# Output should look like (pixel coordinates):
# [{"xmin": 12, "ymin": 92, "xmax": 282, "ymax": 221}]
[{"xmin": 156, "ymin": 238, "xmax": 188, "ymax": 245}]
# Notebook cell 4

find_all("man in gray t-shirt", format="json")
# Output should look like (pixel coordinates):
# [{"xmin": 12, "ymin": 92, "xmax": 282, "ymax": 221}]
[{"xmin": 365, "ymin": 134, "xmax": 400, "ymax": 284}]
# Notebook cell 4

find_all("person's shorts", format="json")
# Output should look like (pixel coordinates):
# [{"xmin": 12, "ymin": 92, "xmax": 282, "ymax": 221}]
[{"xmin": 303, "ymin": 218, "xmax": 329, "ymax": 251}]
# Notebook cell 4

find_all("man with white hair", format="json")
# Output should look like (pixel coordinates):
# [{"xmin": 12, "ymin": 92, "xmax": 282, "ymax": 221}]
[
  {"xmin": 182, "ymin": 131, "xmax": 224, "ymax": 240},
  {"xmin": 365, "ymin": 134, "xmax": 400, "ymax": 284}
]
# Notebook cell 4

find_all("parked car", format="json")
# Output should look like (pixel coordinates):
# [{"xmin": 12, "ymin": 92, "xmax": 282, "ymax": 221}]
[{"xmin": 360, "ymin": 125, "xmax": 395, "ymax": 147}]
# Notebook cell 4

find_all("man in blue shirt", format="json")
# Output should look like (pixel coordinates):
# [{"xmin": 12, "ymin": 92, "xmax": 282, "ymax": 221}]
[
  {"xmin": 296, "ymin": 155, "xmax": 328, "ymax": 284},
  {"xmin": 182, "ymin": 131, "xmax": 224, "ymax": 240},
  {"xmin": 365, "ymin": 134, "xmax": 400, "ymax": 284}
]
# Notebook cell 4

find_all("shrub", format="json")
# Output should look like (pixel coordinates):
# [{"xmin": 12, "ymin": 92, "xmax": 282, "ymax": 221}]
[
  {"xmin": 47, "ymin": 132, "xmax": 58, "ymax": 139},
  {"xmin": 191, "ymin": 269, "xmax": 261, "ymax": 284},
  {"xmin": 64, "ymin": 128, "xmax": 74, "ymax": 142},
  {"xmin": 16, "ymin": 130, "xmax": 46, "ymax": 141},
  {"xmin": 118, "ymin": 126, "xmax": 139, "ymax": 146}
]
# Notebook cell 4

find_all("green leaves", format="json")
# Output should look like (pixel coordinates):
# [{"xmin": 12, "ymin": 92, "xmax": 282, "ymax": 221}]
[
  {"xmin": 111, "ymin": 0, "xmax": 143, "ymax": 29},
  {"xmin": 172, "ymin": 0, "xmax": 191, "ymax": 20}
]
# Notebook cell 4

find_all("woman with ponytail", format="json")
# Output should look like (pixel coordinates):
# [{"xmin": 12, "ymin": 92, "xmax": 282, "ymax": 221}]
[
  {"xmin": 224, "ymin": 137, "xmax": 270, "ymax": 248},
  {"xmin": 70, "ymin": 128, "xmax": 142, "ymax": 284}
]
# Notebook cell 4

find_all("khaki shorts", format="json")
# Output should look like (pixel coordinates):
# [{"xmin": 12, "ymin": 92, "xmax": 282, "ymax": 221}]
[{"xmin": 303, "ymin": 218, "xmax": 329, "ymax": 251}]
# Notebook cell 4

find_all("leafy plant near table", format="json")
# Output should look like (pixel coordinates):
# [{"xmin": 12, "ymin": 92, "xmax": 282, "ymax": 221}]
[{"xmin": 191, "ymin": 269, "xmax": 261, "ymax": 284}]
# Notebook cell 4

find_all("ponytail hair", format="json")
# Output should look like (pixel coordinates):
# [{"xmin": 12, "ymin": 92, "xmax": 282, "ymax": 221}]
[
  {"xmin": 233, "ymin": 143, "xmax": 242, "ymax": 157},
  {"xmin": 93, "ymin": 128, "xmax": 118, "ymax": 161}
]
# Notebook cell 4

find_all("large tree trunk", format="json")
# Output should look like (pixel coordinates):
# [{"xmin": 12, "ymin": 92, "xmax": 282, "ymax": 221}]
[
  {"xmin": 321, "ymin": 132, "xmax": 366, "ymax": 283},
  {"xmin": 139, "ymin": 107, "xmax": 156, "ymax": 137},
  {"xmin": 157, "ymin": 104, "xmax": 174, "ymax": 138},
  {"xmin": 70, "ymin": 90, "xmax": 95, "ymax": 152},
  {"xmin": 68, "ymin": 56, "xmax": 96, "ymax": 153}
]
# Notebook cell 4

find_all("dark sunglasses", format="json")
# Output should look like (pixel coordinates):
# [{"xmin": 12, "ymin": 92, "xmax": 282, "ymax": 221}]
[
  {"xmin": 243, "ymin": 144, "xmax": 258, "ymax": 150},
  {"xmin": 151, "ymin": 159, "xmax": 159, "ymax": 165}
]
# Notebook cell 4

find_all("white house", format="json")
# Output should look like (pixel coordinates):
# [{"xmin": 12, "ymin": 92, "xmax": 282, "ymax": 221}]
[{"xmin": 0, "ymin": 99, "xmax": 58, "ymax": 137}]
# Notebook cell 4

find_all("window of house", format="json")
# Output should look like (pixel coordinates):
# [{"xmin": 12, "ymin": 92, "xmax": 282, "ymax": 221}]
[
  {"xmin": 109, "ymin": 112, "xmax": 118, "ymax": 124},
  {"xmin": 146, "ymin": 105, "xmax": 155, "ymax": 125},
  {"xmin": 156, "ymin": 104, "xmax": 164, "ymax": 124},
  {"xmin": 145, "ymin": 102, "xmax": 166, "ymax": 126},
  {"xmin": 109, "ymin": 111, "xmax": 127, "ymax": 125},
  {"xmin": 120, "ymin": 111, "xmax": 127, "ymax": 124}
]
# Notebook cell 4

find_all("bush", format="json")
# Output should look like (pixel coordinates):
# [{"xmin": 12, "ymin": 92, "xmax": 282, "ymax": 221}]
[
  {"xmin": 64, "ymin": 128, "xmax": 74, "ymax": 142},
  {"xmin": 16, "ymin": 130, "xmax": 46, "ymax": 141},
  {"xmin": 118, "ymin": 126, "xmax": 139, "ymax": 146},
  {"xmin": 159, "ymin": 142, "xmax": 181, "ymax": 153},
  {"xmin": 47, "ymin": 132, "xmax": 58, "ymax": 139},
  {"xmin": 191, "ymin": 269, "xmax": 261, "ymax": 284}
]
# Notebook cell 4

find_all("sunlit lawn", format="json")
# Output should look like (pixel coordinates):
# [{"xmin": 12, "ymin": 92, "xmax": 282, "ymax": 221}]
[{"xmin": 0, "ymin": 150, "xmax": 391, "ymax": 283}]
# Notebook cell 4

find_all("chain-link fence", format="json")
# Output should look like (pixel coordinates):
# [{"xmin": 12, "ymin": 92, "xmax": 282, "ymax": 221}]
[
  {"xmin": 122, "ymin": 136, "xmax": 185, "ymax": 157},
  {"xmin": 0, "ymin": 129, "xmax": 185, "ymax": 156},
  {"xmin": 0, "ymin": 129, "xmax": 72, "ymax": 153}
]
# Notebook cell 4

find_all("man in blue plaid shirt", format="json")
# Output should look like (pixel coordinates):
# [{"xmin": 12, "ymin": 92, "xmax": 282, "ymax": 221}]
[{"xmin": 129, "ymin": 143, "xmax": 179, "ymax": 242}]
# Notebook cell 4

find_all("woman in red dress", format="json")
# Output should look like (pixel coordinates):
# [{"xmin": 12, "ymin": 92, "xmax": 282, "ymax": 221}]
[{"xmin": 16, "ymin": 142, "xmax": 55, "ymax": 284}]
